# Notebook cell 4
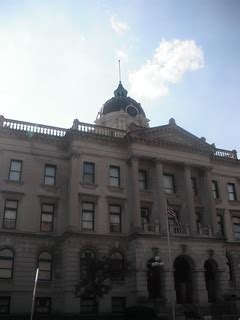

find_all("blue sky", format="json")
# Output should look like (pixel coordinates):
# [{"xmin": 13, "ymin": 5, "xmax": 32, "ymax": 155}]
[{"xmin": 0, "ymin": 0, "xmax": 239, "ymax": 153}]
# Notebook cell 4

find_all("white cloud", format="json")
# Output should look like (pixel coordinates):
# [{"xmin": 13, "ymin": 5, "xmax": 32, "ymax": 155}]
[
  {"xmin": 129, "ymin": 39, "xmax": 204, "ymax": 100},
  {"xmin": 110, "ymin": 15, "xmax": 129, "ymax": 35}
]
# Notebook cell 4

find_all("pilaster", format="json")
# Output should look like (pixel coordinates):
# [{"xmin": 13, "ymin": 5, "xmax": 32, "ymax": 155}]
[
  {"xmin": 68, "ymin": 151, "xmax": 81, "ymax": 229},
  {"xmin": 155, "ymin": 159, "xmax": 167, "ymax": 233},
  {"xmin": 184, "ymin": 164, "xmax": 197, "ymax": 234}
]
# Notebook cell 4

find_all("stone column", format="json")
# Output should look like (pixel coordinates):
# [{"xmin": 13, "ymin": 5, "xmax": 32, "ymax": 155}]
[
  {"xmin": 155, "ymin": 160, "xmax": 167, "ymax": 233},
  {"xmin": 195, "ymin": 269, "xmax": 208, "ymax": 305},
  {"xmin": 184, "ymin": 164, "xmax": 197, "ymax": 234},
  {"xmin": 129, "ymin": 156, "xmax": 141, "ymax": 231},
  {"xmin": 224, "ymin": 210, "xmax": 235, "ymax": 241},
  {"xmin": 68, "ymin": 152, "xmax": 81, "ymax": 229},
  {"xmin": 203, "ymin": 167, "xmax": 218, "ymax": 235}
]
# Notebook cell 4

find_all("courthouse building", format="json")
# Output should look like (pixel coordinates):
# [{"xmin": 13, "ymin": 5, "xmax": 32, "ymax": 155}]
[{"xmin": 0, "ymin": 82, "xmax": 240, "ymax": 317}]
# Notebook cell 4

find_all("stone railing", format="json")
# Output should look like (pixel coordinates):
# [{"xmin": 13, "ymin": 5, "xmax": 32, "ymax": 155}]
[
  {"xmin": 0, "ymin": 116, "xmax": 126, "ymax": 139},
  {"xmin": 169, "ymin": 224, "xmax": 189, "ymax": 236},
  {"xmin": 72, "ymin": 119, "xmax": 126, "ymax": 138},
  {"xmin": 214, "ymin": 148, "xmax": 238, "ymax": 160},
  {"xmin": 142, "ymin": 223, "xmax": 160, "ymax": 234},
  {"xmin": 0, "ymin": 116, "xmax": 66, "ymax": 137}
]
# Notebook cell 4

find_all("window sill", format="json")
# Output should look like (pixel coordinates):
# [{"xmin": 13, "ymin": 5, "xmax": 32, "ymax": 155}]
[
  {"xmin": 228, "ymin": 200, "xmax": 240, "ymax": 206},
  {"xmin": 80, "ymin": 182, "xmax": 98, "ymax": 189},
  {"xmin": 5, "ymin": 179, "xmax": 24, "ymax": 185},
  {"xmin": 40, "ymin": 184, "xmax": 58, "ymax": 192},
  {"xmin": 107, "ymin": 185, "xmax": 123, "ymax": 192},
  {"xmin": 140, "ymin": 189, "xmax": 151, "ymax": 194}
]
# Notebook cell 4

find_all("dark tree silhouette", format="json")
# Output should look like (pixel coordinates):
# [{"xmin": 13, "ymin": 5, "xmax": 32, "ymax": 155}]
[{"xmin": 74, "ymin": 255, "xmax": 136, "ymax": 310}]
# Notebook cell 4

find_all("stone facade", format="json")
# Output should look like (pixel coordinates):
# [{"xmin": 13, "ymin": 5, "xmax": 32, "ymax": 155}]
[{"xmin": 0, "ymin": 88, "xmax": 240, "ymax": 317}]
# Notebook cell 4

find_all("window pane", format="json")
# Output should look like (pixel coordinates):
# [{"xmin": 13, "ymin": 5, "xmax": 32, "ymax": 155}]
[
  {"xmin": 5, "ymin": 210, "xmax": 16, "ymax": 220},
  {"xmin": 44, "ymin": 177, "xmax": 55, "ymax": 185},
  {"xmin": 35, "ymin": 297, "xmax": 51, "ymax": 313},
  {"xmin": 82, "ymin": 221, "xmax": 93, "ymax": 229},
  {"xmin": 38, "ymin": 270, "xmax": 51, "ymax": 280},
  {"xmin": 9, "ymin": 171, "xmax": 20, "ymax": 181},
  {"xmin": 0, "ymin": 297, "xmax": 10, "ymax": 314},
  {"xmin": 0, "ymin": 260, "xmax": 13, "ymax": 269},
  {"xmin": 39, "ymin": 252, "xmax": 52, "ymax": 260},
  {"xmin": 84, "ymin": 163, "xmax": 94, "ymax": 174},
  {"xmin": 45, "ymin": 166, "xmax": 55, "ymax": 177},
  {"xmin": 41, "ymin": 223, "xmax": 52, "ymax": 232},
  {"xmin": 110, "ymin": 177, "xmax": 119, "ymax": 187},
  {"xmin": 5, "ymin": 201, "xmax": 18, "ymax": 209},
  {"xmin": 164, "ymin": 175, "xmax": 173, "ymax": 188},
  {"xmin": 110, "ymin": 206, "xmax": 120, "ymax": 213},
  {"xmin": 82, "ymin": 212, "xmax": 93, "ymax": 221},
  {"xmin": 42, "ymin": 204, "xmax": 54, "ymax": 212},
  {"xmin": 82, "ymin": 202, "xmax": 94, "ymax": 211},
  {"xmin": 83, "ymin": 174, "xmax": 94, "ymax": 183},
  {"xmin": 110, "ymin": 167, "xmax": 119, "ymax": 178},
  {"xmin": 3, "ymin": 219, "xmax": 16, "ymax": 229},
  {"xmin": 11, "ymin": 161, "xmax": 21, "ymax": 171},
  {"xmin": 42, "ymin": 214, "xmax": 53, "ymax": 223},
  {"xmin": 39, "ymin": 261, "xmax": 51, "ymax": 271},
  {"xmin": 0, "ymin": 249, "xmax": 13, "ymax": 258},
  {"xmin": 110, "ymin": 214, "xmax": 120, "ymax": 224},
  {"xmin": 0, "ymin": 269, "xmax": 12, "ymax": 279}
]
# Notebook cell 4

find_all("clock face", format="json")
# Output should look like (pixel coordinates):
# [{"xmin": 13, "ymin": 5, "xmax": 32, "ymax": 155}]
[{"xmin": 127, "ymin": 106, "xmax": 138, "ymax": 117}]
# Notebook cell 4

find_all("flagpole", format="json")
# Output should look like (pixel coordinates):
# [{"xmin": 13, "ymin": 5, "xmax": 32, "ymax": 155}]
[
  {"xmin": 165, "ymin": 198, "xmax": 176, "ymax": 320},
  {"xmin": 30, "ymin": 268, "xmax": 39, "ymax": 320}
]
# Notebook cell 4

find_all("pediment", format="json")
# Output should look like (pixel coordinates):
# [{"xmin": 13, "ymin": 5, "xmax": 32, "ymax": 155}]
[{"xmin": 129, "ymin": 123, "xmax": 214, "ymax": 152}]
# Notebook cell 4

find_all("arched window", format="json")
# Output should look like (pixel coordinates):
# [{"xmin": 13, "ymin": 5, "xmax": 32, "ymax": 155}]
[
  {"xmin": 110, "ymin": 251, "xmax": 124, "ymax": 281},
  {"xmin": 226, "ymin": 254, "xmax": 234, "ymax": 282},
  {"xmin": 80, "ymin": 250, "xmax": 95, "ymax": 280},
  {"xmin": 0, "ymin": 248, "xmax": 14, "ymax": 279},
  {"xmin": 38, "ymin": 251, "xmax": 52, "ymax": 281}
]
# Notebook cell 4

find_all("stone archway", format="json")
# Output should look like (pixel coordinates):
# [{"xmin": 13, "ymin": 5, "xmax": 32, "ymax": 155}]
[
  {"xmin": 204, "ymin": 259, "xmax": 218, "ymax": 302},
  {"xmin": 174, "ymin": 256, "xmax": 193, "ymax": 304}
]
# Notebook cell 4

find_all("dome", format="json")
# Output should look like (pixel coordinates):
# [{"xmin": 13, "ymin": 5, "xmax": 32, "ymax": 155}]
[{"xmin": 101, "ymin": 82, "xmax": 146, "ymax": 117}]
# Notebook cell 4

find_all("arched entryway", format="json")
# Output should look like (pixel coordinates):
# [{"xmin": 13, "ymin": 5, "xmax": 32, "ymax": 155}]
[
  {"xmin": 174, "ymin": 256, "xmax": 193, "ymax": 304},
  {"xmin": 204, "ymin": 259, "xmax": 218, "ymax": 302}
]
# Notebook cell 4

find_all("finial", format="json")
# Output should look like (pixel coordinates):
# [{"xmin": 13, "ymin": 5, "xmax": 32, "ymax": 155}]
[{"xmin": 118, "ymin": 60, "xmax": 121, "ymax": 83}]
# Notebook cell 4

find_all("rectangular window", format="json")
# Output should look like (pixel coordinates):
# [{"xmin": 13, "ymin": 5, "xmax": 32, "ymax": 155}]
[
  {"xmin": 212, "ymin": 180, "xmax": 219, "ymax": 199},
  {"xmin": 191, "ymin": 177, "xmax": 198, "ymax": 196},
  {"xmin": 217, "ymin": 214, "xmax": 224, "ymax": 236},
  {"xmin": 110, "ymin": 205, "xmax": 121, "ymax": 232},
  {"xmin": 228, "ymin": 183, "xmax": 237, "ymax": 201},
  {"xmin": 163, "ymin": 174, "xmax": 175, "ymax": 193},
  {"xmin": 82, "ymin": 202, "xmax": 94, "ymax": 230},
  {"xmin": 0, "ymin": 297, "xmax": 10, "ymax": 314},
  {"xmin": 9, "ymin": 160, "xmax": 22, "ymax": 182},
  {"xmin": 233, "ymin": 216, "xmax": 240, "ymax": 240},
  {"xmin": 139, "ymin": 170, "xmax": 147, "ymax": 191},
  {"xmin": 3, "ymin": 200, "xmax": 18, "ymax": 229},
  {"xmin": 81, "ymin": 298, "xmax": 96, "ymax": 314},
  {"xmin": 109, "ymin": 166, "xmax": 120, "ymax": 187},
  {"xmin": 40, "ymin": 204, "xmax": 54, "ymax": 232},
  {"xmin": 35, "ymin": 297, "xmax": 51, "ymax": 314},
  {"xmin": 83, "ymin": 162, "xmax": 95, "ymax": 184},
  {"xmin": 111, "ymin": 297, "xmax": 126, "ymax": 313},
  {"xmin": 141, "ymin": 207, "xmax": 149, "ymax": 227},
  {"xmin": 44, "ymin": 165, "xmax": 56, "ymax": 186}
]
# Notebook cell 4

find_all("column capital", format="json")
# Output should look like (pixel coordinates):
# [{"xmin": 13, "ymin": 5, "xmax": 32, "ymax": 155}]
[
  {"xmin": 154, "ymin": 158, "xmax": 165, "ymax": 166},
  {"xmin": 202, "ymin": 165, "xmax": 213, "ymax": 173},
  {"xmin": 127, "ymin": 155, "xmax": 139, "ymax": 166},
  {"xmin": 69, "ymin": 151, "xmax": 81, "ymax": 159}
]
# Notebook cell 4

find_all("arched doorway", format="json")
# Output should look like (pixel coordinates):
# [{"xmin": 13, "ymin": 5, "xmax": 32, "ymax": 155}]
[
  {"xmin": 204, "ymin": 259, "xmax": 218, "ymax": 302},
  {"xmin": 174, "ymin": 256, "xmax": 193, "ymax": 304}
]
